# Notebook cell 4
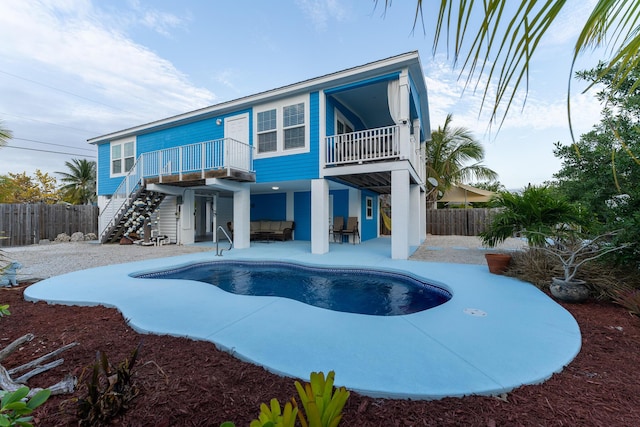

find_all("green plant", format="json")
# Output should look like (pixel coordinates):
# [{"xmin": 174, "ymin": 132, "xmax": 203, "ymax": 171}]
[
  {"xmin": 480, "ymin": 185, "xmax": 585, "ymax": 247},
  {"xmin": 0, "ymin": 387, "xmax": 51, "ymax": 427},
  {"xmin": 293, "ymin": 371, "xmax": 350, "ymax": 427},
  {"xmin": 76, "ymin": 345, "xmax": 140, "ymax": 426},
  {"xmin": 249, "ymin": 398, "xmax": 298, "ymax": 427},
  {"xmin": 0, "ymin": 304, "xmax": 9, "ymax": 318}
]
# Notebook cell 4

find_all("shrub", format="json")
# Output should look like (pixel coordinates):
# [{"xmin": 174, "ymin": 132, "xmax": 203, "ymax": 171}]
[{"xmin": 0, "ymin": 387, "xmax": 51, "ymax": 427}]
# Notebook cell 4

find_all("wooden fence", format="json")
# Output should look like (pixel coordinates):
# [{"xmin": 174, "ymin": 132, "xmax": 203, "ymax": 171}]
[
  {"xmin": 0, "ymin": 204, "xmax": 99, "ymax": 247},
  {"xmin": 427, "ymin": 208, "xmax": 494, "ymax": 236}
]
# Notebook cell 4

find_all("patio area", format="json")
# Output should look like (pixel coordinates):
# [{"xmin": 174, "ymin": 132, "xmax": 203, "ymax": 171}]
[{"xmin": 23, "ymin": 238, "xmax": 581, "ymax": 399}]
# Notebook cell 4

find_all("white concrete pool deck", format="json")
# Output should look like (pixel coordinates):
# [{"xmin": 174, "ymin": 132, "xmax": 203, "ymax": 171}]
[{"xmin": 24, "ymin": 238, "xmax": 581, "ymax": 399}]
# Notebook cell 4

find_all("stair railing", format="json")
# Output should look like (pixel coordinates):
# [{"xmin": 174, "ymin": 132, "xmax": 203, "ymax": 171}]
[
  {"xmin": 99, "ymin": 156, "xmax": 144, "ymax": 239},
  {"xmin": 215, "ymin": 225, "xmax": 233, "ymax": 256}
]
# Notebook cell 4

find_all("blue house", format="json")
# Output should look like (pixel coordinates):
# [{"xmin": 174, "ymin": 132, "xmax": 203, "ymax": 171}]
[{"xmin": 90, "ymin": 51, "xmax": 430, "ymax": 259}]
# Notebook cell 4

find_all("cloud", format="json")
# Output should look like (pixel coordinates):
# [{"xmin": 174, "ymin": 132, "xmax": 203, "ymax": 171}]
[
  {"xmin": 295, "ymin": 0, "xmax": 348, "ymax": 31},
  {"xmin": 0, "ymin": 0, "xmax": 215, "ymax": 128},
  {"xmin": 128, "ymin": 0, "xmax": 189, "ymax": 37}
]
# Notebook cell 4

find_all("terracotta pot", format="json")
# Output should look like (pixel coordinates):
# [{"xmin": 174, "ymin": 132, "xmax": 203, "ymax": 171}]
[
  {"xmin": 550, "ymin": 277, "xmax": 589, "ymax": 303},
  {"xmin": 485, "ymin": 253, "xmax": 512, "ymax": 275}
]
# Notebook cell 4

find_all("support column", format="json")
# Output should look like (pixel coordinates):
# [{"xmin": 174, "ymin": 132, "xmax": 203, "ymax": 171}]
[
  {"xmin": 179, "ymin": 190, "xmax": 195, "ymax": 245},
  {"xmin": 391, "ymin": 169, "xmax": 410, "ymax": 259},
  {"xmin": 398, "ymin": 73, "xmax": 411, "ymax": 160},
  {"xmin": 233, "ymin": 185, "xmax": 251, "ymax": 249},
  {"xmin": 409, "ymin": 184, "xmax": 421, "ymax": 247},
  {"xmin": 311, "ymin": 179, "xmax": 329, "ymax": 254},
  {"xmin": 420, "ymin": 188, "xmax": 427, "ymax": 242}
]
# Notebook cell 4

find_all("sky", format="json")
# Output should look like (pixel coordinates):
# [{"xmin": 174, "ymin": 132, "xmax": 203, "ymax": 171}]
[{"xmin": 0, "ymin": 0, "xmax": 605, "ymax": 190}]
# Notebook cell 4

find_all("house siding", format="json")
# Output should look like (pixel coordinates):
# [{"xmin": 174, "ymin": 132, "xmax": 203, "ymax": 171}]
[
  {"xmin": 97, "ymin": 109, "xmax": 251, "ymax": 196},
  {"xmin": 251, "ymin": 193, "xmax": 286, "ymax": 221},
  {"xmin": 293, "ymin": 191, "xmax": 311, "ymax": 240},
  {"xmin": 254, "ymin": 92, "xmax": 319, "ymax": 183},
  {"xmin": 361, "ymin": 190, "xmax": 378, "ymax": 241},
  {"xmin": 330, "ymin": 189, "xmax": 349, "ymax": 220}
]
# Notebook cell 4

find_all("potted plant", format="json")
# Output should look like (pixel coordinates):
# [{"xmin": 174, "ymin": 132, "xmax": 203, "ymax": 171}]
[
  {"xmin": 479, "ymin": 185, "xmax": 584, "ymax": 274},
  {"xmin": 536, "ymin": 230, "xmax": 629, "ymax": 302}
]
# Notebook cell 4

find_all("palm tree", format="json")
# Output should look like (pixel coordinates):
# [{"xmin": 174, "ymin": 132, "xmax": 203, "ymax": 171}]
[
  {"xmin": 427, "ymin": 114, "xmax": 498, "ymax": 207},
  {"xmin": 378, "ymin": 1, "xmax": 640, "ymax": 130},
  {"xmin": 57, "ymin": 159, "xmax": 96, "ymax": 205},
  {"xmin": 0, "ymin": 120, "xmax": 12, "ymax": 147}
]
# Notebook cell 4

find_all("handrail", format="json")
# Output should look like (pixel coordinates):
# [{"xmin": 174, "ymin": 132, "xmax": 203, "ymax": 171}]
[
  {"xmin": 325, "ymin": 125, "xmax": 399, "ymax": 166},
  {"xmin": 99, "ymin": 138, "xmax": 254, "ymax": 240},
  {"xmin": 215, "ymin": 225, "xmax": 233, "ymax": 256}
]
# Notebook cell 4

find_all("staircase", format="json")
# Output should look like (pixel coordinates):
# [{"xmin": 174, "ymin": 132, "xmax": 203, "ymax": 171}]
[{"xmin": 100, "ymin": 187, "xmax": 165, "ymax": 244}]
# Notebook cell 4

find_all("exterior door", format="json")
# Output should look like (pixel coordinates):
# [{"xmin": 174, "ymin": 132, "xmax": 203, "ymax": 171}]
[{"xmin": 224, "ymin": 113, "xmax": 249, "ymax": 169}]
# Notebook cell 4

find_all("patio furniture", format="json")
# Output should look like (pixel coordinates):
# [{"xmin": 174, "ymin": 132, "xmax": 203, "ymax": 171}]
[
  {"xmin": 342, "ymin": 217, "xmax": 360, "ymax": 244},
  {"xmin": 331, "ymin": 216, "xmax": 344, "ymax": 243}
]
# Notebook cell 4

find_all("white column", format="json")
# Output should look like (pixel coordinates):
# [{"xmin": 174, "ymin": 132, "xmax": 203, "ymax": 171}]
[
  {"xmin": 311, "ymin": 179, "xmax": 329, "ymax": 254},
  {"xmin": 233, "ymin": 185, "xmax": 251, "ymax": 249},
  {"xmin": 420, "ymin": 188, "xmax": 427, "ymax": 242},
  {"xmin": 398, "ymin": 72, "xmax": 411, "ymax": 160},
  {"xmin": 391, "ymin": 169, "xmax": 410, "ymax": 259},
  {"xmin": 286, "ymin": 190, "xmax": 295, "ymax": 240},
  {"xmin": 180, "ymin": 190, "xmax": 195, "ymax": 245},
  {"xmin": 409, "ymin": 184, "xmax": 421, "ymax": 247}
]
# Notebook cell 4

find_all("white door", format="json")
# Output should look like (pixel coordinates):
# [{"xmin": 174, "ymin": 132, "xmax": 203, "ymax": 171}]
[{"xmin": 224, "ymin": 113, "xmax": 249, "ymax": 169}]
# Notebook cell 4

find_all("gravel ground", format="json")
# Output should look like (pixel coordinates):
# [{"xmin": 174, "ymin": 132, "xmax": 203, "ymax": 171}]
[{"xmin": 1, "ymin": 235, "xmax": 527, "ymax": 280}]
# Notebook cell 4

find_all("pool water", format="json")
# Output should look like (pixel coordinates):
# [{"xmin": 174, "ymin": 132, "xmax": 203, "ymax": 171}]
[{"xmin": 137, "ymin": 261, "xmax": 451, "ymax": 316}]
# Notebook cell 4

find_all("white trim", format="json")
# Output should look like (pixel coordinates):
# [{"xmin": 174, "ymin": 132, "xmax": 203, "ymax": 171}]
[
  {"xmin": 365, "ymin": 196, "xmax": 373, "ymax": 220},
  {"xmin": 109, "ymin": 136, "xmax": 136, "ymax": 178},
  {"xmin": 334, "ymin": 109, "xmax": 355, "ymax": 136},
  {"xmin": 253, "ymin": 94, "xmax": 310, "ymax": 159}
]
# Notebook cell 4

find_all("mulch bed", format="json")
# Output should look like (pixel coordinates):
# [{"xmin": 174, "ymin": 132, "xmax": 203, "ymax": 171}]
[{"xmin": 1, "ymin": 283, "xmax": 639, "ymax": 426}]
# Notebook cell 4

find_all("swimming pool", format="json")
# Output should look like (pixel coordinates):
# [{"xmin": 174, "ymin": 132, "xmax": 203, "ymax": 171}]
[{"xmin": 136, "ymin": 261, "xmax": 452, "ymax": 316}]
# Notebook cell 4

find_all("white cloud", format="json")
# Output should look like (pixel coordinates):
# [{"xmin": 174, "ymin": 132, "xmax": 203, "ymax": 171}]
[{"xmin": 295, "ymin": 0, "xmax": 348, "ymax": 31}]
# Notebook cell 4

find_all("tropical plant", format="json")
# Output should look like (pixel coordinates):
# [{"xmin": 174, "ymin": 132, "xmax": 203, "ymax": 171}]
[
  {"xmin": 0, "ymin": 120, "xmax": 11, "ymax": 148},
  {"xmin": 293, "ymin": 371, "xmax": 350, "ymax": 427},
  {"xmin": 56, "ymin": 159, "xmax": 96, "ymax": 205},
  {"xmin": 0, "ymin": 387, "xmax": 51, "ymax": 427},
  {"xmin": 378, "ymin": 1, "xmax": 640, "ymax": 130},
  {"xmin": 480, "ymin": 185, "xmax": 585, "ymax": 247},
  {"xmin": 0, "ymin": 171, "xmax": 59, "ymax": 204},
  {"xmin": 77, "ymin": 345, "xmax": 140, "ymax": 426},
  {"xmin": 249, "ymin": 399, "xmax": 298, "ymax": 427},
  {"xmin": 427, "ymin": 114, "xmax": 498, "ymax": 206},
  {"xmin": 534, "ymin": 230, "xmax": 629, "ymax": 283}
]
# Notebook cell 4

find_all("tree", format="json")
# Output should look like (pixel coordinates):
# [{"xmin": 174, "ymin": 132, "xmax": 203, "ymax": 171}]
[
  {"xmin": 0, "ymin": 170, "xmax": 59, "ymax": 204},
  {"xmin": 56, "ymin": 159, "xmax": 96, "ymax": 205},
  {"xmin": 553, "ymin": 60, "xmax": 640, "ymax": 266},
  {"xmin": 379, "ymin": 1, "xmax": 640, "ymax": 128},
  {"xmin": 0, "ymin": 120, "xmax": 11, "ymax": 148},
  {"xmin": 427, "ymin": 114, "xmax": 498, "ymax": 206}
]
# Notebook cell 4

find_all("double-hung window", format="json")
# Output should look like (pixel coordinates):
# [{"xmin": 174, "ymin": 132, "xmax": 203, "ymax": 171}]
[
  {"xmin": 111, "ymin": 138, "xmax": 135, "ymax": 176},
  {"xmin": 257, "ymin": 109, "xmax": 277, "ymax": 153},
  {"xmin": 254, "ymin": 96, "xmax": 308, "ymax": 157},
  {"xmin": 283, "ymin": 103, "xmax": 305, "ymax": 149}
]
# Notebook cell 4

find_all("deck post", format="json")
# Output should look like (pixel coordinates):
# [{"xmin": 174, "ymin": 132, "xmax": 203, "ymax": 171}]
[
  {"xmin": 409, "ymin": 183, "xmax": 421, "ymax": 247},
  {"xmin": 233, "ymin": 185, "xmax": 251, "ymax": 249},
  {"xmin": 391, "ymin": 169, "xmax": 410, "ymax": 259},
  {"xmin": 311, "ymin": 179, "xmax": 329, "ymax": 254}
]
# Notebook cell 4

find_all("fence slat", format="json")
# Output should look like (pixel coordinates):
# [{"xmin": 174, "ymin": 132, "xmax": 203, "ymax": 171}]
[
  {"xmin": 0, "ymin": 204, "xmax": 99, "ymax": 247},
  {"xmin": 427, "ymin": 208, "xmax": 495, "ymax": 236}
]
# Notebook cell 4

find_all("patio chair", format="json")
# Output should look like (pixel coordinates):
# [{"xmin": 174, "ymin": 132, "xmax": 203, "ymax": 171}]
[
  {"xmin": 342, "ymin": 217, "xmax": 360, "ymax": 244},
  {"xmin": 331, "ymin": 216, "xmax": 344, "ymax": 243}
]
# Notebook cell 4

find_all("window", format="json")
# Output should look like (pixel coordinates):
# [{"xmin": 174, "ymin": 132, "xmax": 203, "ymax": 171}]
[
  {"xmin": 254, "ymin": 96, "xmax": 308, "ymax": 157},
  {"xmin": 257, "ymin": 109, "xmax": 277, "ymax": 153},
  {"xmin": 283, "ymin": 103, "xmax": 305, "ymax": 149},
  {"xmin": 111, "ymin": 139, "xmax": 135, "ymax": 176},
  {"xmin": 366, "ymin": 197, "xmax": 373, "ymax": 219}
]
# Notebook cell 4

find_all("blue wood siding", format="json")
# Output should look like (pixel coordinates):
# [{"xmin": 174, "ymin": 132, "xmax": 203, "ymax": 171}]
[
  {"xmin": 360, "ymin": 190, "xmax": 378, "ymax": 241},
  {"xmin": 325, "ymin": 96, "xmax": 365, "ymax": 134},
  {"xmin": 255, "ymin": 92, "xmax": 319, "ymax": 183},
  {"xmin": 329, "ymin": 189, "xmax": 349, "ymax": 221},
  {"xmin": 250, "ymin": 193, "xmax": 286, "ymax": 220},
  {"xmin": 97, "ymin": 109, "xmax": 251, "ymax": 195},
  {"xmin": 293, "ymin": 191, "xmax": 311, "ymax": 241}
]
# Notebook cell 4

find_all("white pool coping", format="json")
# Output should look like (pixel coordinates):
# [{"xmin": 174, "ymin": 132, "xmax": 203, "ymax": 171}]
[{"xmin": 24, "ymin": 238, "xmax": 581, "ymax": 399}]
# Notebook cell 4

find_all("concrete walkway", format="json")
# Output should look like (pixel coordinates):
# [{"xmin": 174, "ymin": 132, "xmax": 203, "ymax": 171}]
[{"xmin": 24, "ymin": 238, "xmax": 581, "ymax": 399}]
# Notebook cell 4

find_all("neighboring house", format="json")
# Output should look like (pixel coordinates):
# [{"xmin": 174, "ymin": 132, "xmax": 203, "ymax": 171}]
[{"xmin": 90, "ymin": 51, "xmax": 430, "ymax": 259}]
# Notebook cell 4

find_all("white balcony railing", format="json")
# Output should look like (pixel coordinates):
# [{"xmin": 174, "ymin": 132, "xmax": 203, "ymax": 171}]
[
  {"xmin": 325, "ymin": 125, "xmax": 399, "ymax": 166},
  {"xmin": 99, "ymin": 138, "xmax": 253, "ymax": 238}
]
